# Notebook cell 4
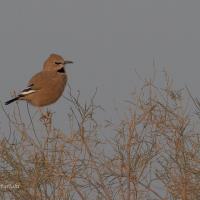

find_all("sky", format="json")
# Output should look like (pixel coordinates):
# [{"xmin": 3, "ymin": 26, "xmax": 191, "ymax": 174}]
[{"xmin": 1, "ymin": 0, "xmax": 200, "ymax": 130}]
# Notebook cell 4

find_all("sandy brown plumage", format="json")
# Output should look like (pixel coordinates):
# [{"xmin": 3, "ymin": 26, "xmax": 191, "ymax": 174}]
[{"xmin": 5, "ymin": 54, "xmax": 73, "ymax": 107}]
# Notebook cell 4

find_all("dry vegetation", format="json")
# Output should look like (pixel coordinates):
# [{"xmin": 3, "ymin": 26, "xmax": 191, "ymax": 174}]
[{"xmin": 0, "ymin": 70, "xmax": 199, "ymax": 200}]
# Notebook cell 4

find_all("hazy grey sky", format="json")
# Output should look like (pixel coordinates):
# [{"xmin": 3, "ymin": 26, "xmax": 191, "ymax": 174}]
[{"xmin": 1, "ymin": 0, "xmax": 200, "ymax": 128}]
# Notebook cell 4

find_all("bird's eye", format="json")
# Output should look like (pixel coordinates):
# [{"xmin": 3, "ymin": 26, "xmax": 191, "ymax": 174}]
[{"xmin": 55, "ymin": 62, "xmax": 62, "ymax": 65}]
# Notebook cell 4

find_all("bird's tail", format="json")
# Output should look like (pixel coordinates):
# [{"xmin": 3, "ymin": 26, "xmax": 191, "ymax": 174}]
[{"xmin": 5, "ymin": 96, "xmax": 20, "ymax": 105}]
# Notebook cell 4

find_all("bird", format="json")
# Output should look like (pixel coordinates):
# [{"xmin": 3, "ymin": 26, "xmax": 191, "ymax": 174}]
[{"xmin": 5, "ymin": 54, "xmax": 73, "ymax": 107}]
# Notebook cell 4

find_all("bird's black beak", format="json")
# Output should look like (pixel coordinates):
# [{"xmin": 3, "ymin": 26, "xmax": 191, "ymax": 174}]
[{"xmin": 64, "ymin": 60, "xmax": 73, "ymax": 64}]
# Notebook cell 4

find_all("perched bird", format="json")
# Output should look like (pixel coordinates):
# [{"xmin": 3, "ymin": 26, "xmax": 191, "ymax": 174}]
[{"xmin": 5, "ymin": 54, "xmax": 73, "ymax": 107}]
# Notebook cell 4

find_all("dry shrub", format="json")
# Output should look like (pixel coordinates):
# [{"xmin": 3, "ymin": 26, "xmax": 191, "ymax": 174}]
[{"xmin": 0, "ymin": 70, "xmax": 199, "ymax": 200}]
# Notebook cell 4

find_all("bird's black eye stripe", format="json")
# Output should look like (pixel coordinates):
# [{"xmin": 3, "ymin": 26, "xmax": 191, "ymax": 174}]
[{"xmin": 55, "ymin": 62, "xmax": 62, "ymax": 65}]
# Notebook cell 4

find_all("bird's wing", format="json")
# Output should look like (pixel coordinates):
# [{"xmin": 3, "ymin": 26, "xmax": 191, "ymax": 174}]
[
  {"xmin": 19, "ymin": 71, "xmax": 55, "ymax": 97},
  {"xmin": 20, "ymin": 84, "xmax": 36, "ymax": 95},
  {"xmin": 28, "ymin": 71, "xmax": 55, "ymax": 90}
]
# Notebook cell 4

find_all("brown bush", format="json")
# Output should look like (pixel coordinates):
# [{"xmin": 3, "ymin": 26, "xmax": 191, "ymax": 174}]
[{"xmin": 0, "ymin": 70, "xmax": 199, "ymax": 200}]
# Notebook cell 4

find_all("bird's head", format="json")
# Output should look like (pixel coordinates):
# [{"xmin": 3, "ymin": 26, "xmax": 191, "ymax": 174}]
[{"xmin": 43, "ymin": 54, "xmax": 73, "ymax": 73}]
